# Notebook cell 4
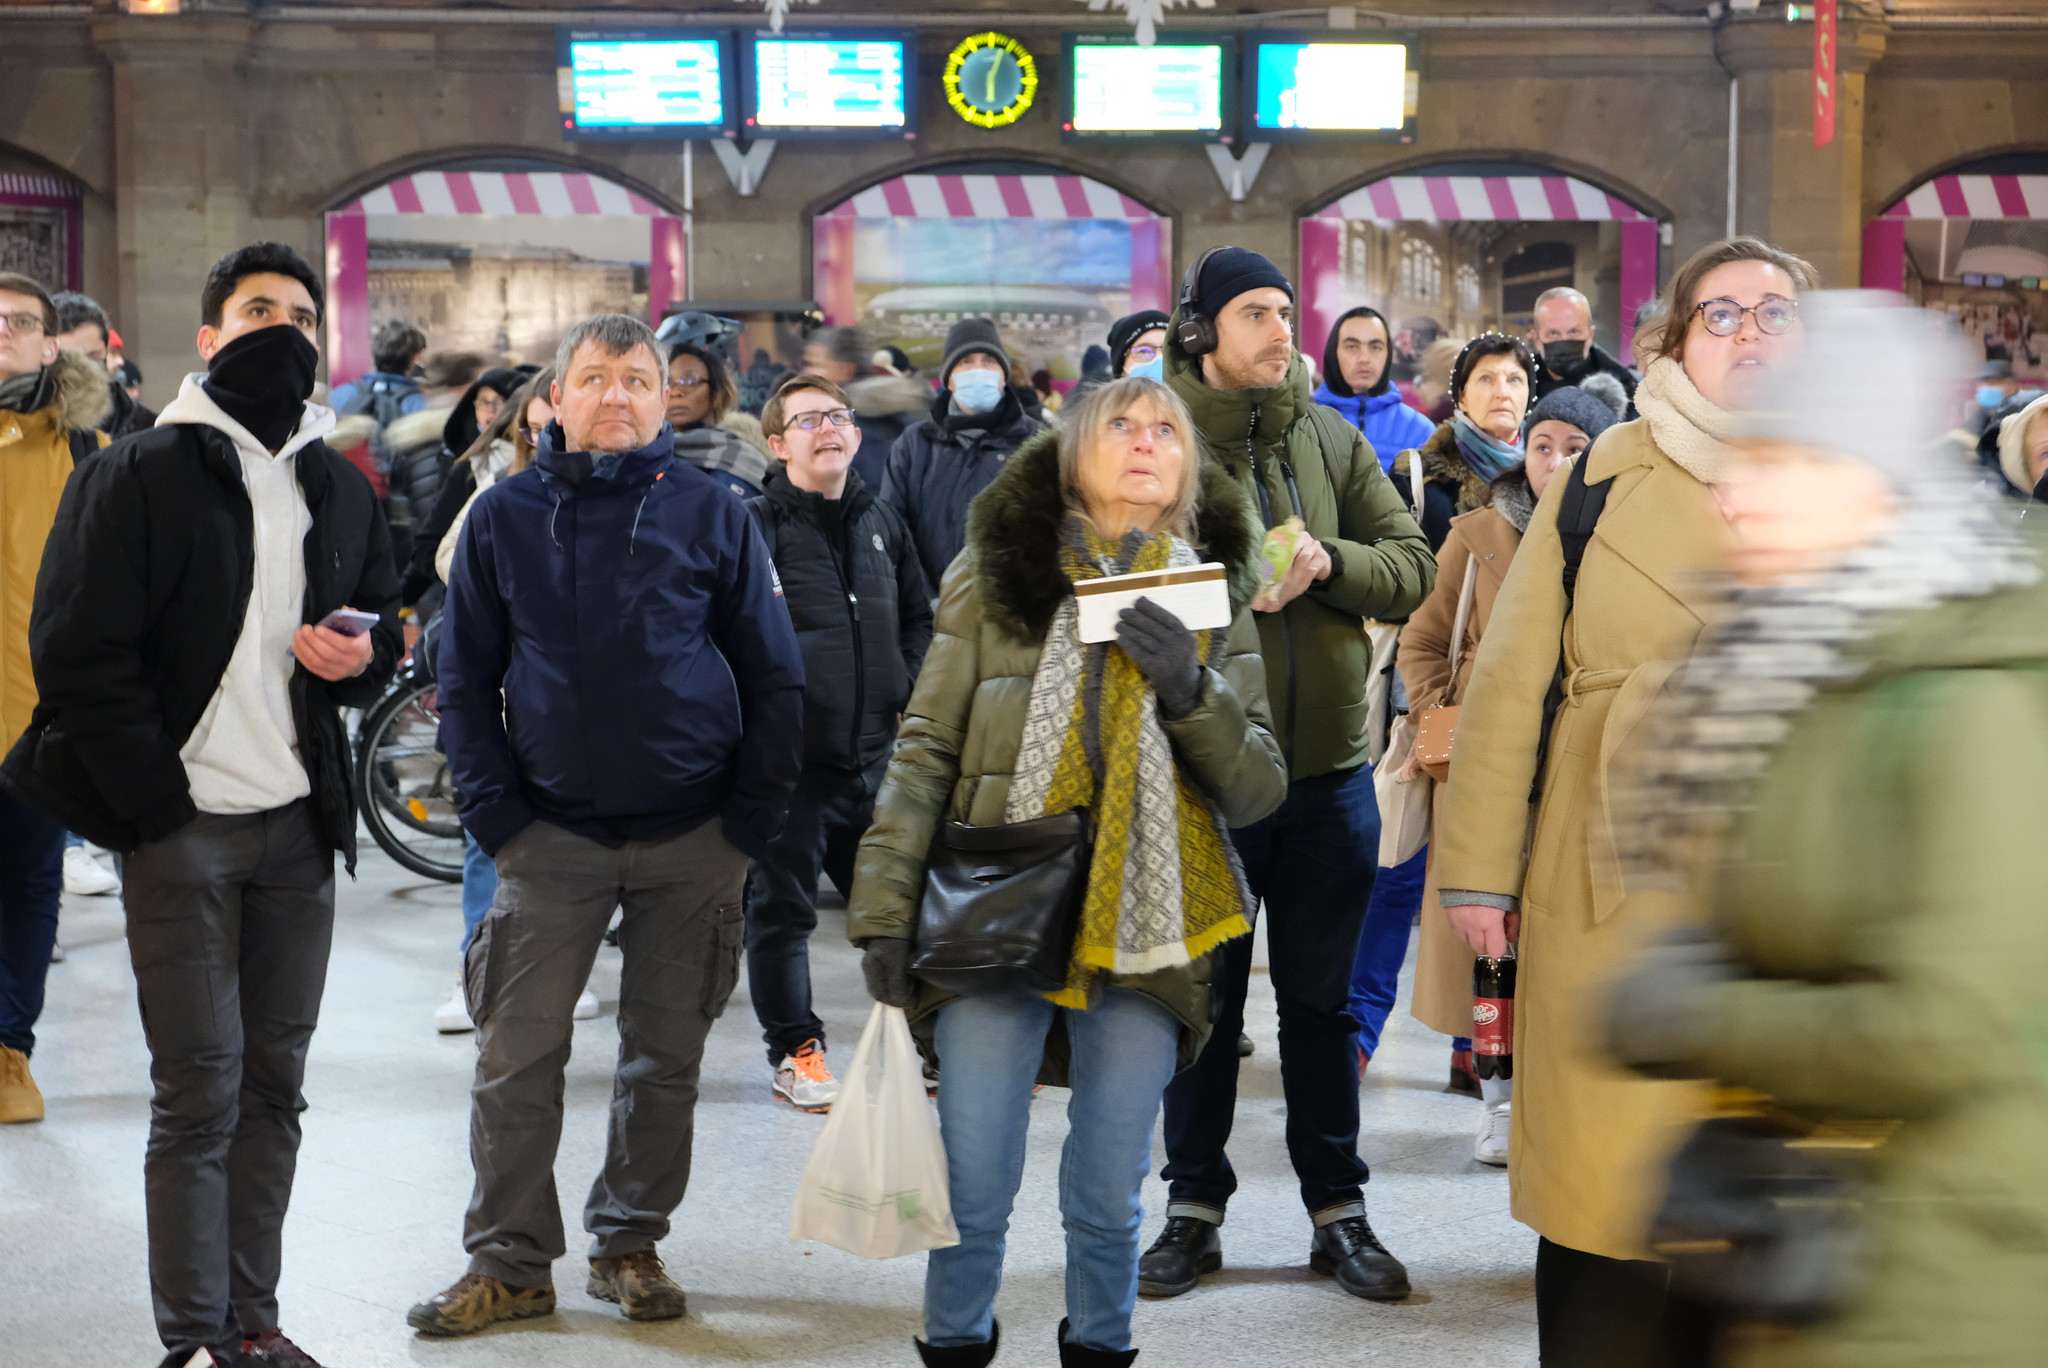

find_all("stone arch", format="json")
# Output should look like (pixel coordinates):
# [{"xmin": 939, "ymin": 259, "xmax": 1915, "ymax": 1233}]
[{"xmin": 1861, "ymin": 147, "xmax": 2048, "ymax": 297}]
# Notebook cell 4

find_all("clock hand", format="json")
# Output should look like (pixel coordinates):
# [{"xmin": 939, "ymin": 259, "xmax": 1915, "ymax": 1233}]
[{"xmin": 986, "ymin": 57, "xmax": 998, "ymax": 106}]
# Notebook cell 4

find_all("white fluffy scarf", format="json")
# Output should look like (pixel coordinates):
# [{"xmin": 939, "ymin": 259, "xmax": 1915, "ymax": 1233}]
[{"xmin": 1635, "ymin": 357, "xmax": 1743, "ymax": 486}]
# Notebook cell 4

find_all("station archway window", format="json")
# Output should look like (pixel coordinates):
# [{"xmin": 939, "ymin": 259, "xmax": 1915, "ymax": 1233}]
[{"xmin": 0, "ymin": 168, "xmax": 83, "ymax": 292}]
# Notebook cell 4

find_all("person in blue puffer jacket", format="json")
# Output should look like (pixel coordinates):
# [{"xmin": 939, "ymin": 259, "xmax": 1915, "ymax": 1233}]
[{"xmin": 1312, "ymin": 305, "xmax": 1436, "ymax": 471}]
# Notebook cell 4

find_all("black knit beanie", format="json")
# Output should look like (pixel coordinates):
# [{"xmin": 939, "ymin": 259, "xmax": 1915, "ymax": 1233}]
[
  {"xmin": 1525, "ymin": 384, "xmax": 1619, "ymax": 446},
  {"xmin": 1107, "ymin": 309, "xmax": 1171, "ymax": 376},
  {"xmin": 1193, "ymin": 247, "xmax": 1293, "ymax": 319},
  {"xmin": 940, "ymin": 317, "xmax": 1010, "ymax": 383}
]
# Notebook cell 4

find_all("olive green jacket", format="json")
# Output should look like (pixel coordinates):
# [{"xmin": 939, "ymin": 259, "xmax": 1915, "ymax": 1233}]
[
  {"xmin": 1164, "ymin": 324, "xmax": 1434, "ymax": 777},
  {"xmin": 1684, "ymin": 565, "xmax": 2048, "ymax": 1368},
  {"xmin": 847, "ymin": 432, "xmax": 1288, "ymax": 1080}
]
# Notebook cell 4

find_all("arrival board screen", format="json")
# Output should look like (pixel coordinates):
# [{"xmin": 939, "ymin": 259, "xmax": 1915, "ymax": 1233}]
[
  {"xmin": 1252, "ymin": 40, "xmax": 1409, "ymax": 133},
  {"xmin": 1070, "ymin": 42, "xmax": 1225, "ymax": 133},
  {"xmin": 752, "ymin": 37, "xmax": 909, "ymax": 131},
  {"xmin": 567, "ymin": 38, "xmax": 726, "ymax": 130}
]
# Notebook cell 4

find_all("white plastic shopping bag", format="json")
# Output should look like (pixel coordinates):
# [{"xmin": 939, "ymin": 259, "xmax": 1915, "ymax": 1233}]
[{"xmin": 789, "ymin": 1002, "xmax": 959, "ymax": 1258}]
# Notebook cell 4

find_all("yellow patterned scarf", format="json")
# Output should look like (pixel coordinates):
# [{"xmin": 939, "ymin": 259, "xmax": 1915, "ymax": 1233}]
[{"xmin": 1005, "ymin": 522, "xmax": 1254, "ymax": 1009}]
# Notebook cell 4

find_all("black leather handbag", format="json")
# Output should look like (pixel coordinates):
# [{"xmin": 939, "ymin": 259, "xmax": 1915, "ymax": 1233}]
[{"xmin": 909, "ymin": 810, "xmax": 1091, "ymax": 997}]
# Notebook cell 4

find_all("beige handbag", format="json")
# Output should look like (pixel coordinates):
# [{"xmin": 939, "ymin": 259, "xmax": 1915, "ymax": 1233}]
[{"xmin": 1413, "ymin": 553, "xmax": 1478, "ymax": 784}]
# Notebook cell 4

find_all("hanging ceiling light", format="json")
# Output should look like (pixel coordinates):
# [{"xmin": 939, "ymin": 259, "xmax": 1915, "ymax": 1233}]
[
  {"xmin": 739, "ymin": 0, "xmax": 820, "ymax": 35},
  {"xmin": 1075, "ymin": 0, "xmax": 1217, "ymax": 47}
]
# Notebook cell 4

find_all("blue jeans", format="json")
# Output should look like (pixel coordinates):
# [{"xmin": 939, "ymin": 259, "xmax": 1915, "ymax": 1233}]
[
  {"xmin": 926, "ymin": 986, "xmax": 1182, "ymax": 1353},
  {"xmin": 1349, "ymin": 846, "xmax": 1427, "ymax": 1059},
  {"xmin": 1159, "ymin": 765, "xmax": 1380, "ymax": 1218},
  {"xmin": 461, "ymin": 831, "xmax": 495, "ymax": 952},
  {"xmin": 0, "ymin": 788, "xmax": 66, "ymax": 1056}
]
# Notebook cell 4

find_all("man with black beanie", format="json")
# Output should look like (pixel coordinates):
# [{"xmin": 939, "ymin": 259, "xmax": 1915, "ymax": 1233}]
[
  {"xmin": 2, "ymin": 241, "xmax": 401, "ymax": 1368},
  {"xmin": 1138, "ymin": 245, "xmax": 1434, "ymax": 1307},
  {"xmin": 1108, "ymin": 308, "xmax": 1171, "ymax": 379}
]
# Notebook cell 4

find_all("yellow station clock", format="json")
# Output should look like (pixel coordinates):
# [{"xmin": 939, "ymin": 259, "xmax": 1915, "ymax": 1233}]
[{"xmin": 944, "ymin": 32, "xmax": 1038, "ymax": 130}]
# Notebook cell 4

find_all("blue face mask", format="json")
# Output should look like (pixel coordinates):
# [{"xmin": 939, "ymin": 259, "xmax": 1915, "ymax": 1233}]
[
  {"xmin": 1127, "ymin": 355, "xmax": 1165, "ymax": 382},
  {"xmin": 1978, "ymin": 386, "xmax": 2009, "ymax": 410},
  {"xmin": 951, "ymin": 368, "xmax": 1004, "ymax": 415}
]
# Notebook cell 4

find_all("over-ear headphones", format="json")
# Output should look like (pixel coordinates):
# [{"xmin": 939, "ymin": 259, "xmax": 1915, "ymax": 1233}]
[{"xmin": 1175, "ymin": 245, "xmax": 1227, "ymax": 358}]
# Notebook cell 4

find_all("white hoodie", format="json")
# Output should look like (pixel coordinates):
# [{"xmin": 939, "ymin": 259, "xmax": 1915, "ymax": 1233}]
[{"xmin": 156, "ymin": 374, "xmax": 337, "ymax": 815}]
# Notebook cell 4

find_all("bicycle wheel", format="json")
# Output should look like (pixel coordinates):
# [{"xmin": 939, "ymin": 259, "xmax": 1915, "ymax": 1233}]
[{"xmin": 354, "ymin": 672, "xmax": 464, "ymax": 882}]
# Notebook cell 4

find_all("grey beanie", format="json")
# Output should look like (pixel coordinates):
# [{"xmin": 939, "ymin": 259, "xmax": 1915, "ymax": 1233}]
[
  {"xmin": 1526, "ymin": 385, "xmax": 1619, "ymax": 446},
  {"xmin": 940, "ymin": 317, "xmax": 1010, "ymax": 383}
]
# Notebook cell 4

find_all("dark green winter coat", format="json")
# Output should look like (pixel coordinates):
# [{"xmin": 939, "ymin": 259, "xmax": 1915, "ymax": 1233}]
[
  {"xmin": 1163, "ymin": 322, "xmax": 1434, "ymax": 778},
  {"xmin": 847, "ymin": 431, "xmax": 1288, "ymax": 1083}
]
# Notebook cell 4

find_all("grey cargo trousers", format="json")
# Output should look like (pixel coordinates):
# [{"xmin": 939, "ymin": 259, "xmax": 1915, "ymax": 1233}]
[{"xmin": 461, "ymin": 817, "xmax": 749, "ymax": 1288}]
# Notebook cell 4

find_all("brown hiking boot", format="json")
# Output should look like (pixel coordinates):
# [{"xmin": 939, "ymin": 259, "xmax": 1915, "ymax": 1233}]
[
  {"xmin": 588, "ymin": 1249, "xmax": 687, "ymax": 1321},
  {"xmin": 0, "ymin": 1045, "xmax": 44, "ymax": 1123},
  {"xmin": 406, "ymin": 1272, "xmax": 556, "ymax": 1336}
]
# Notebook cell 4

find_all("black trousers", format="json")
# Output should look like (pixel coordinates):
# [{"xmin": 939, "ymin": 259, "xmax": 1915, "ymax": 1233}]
[{"xmin": 1536, "ymin": 1237, "xmax": 1719, "ymax": 1368}]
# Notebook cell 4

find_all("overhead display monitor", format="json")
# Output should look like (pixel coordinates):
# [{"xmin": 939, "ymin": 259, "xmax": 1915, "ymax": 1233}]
[
  {"xmin": 1062, "ymin": 32, "xmax": 1234, "ymax": 143},
  {"xmin": 744, "ymin": 28, "xmax": 915, "ymax": 139},
  {"xmin": 1244, "ymin": 32, "xmax": 1418, "ymax": 143},
  {"xmin": 557, "ymin": 29, "xmax": 734, "ymax": 140}
]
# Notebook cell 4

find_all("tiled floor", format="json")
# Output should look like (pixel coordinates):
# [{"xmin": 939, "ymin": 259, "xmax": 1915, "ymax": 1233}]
[{"xmin": 1, "ymin": 847, "xmax": 1537, "ymax": 1366}]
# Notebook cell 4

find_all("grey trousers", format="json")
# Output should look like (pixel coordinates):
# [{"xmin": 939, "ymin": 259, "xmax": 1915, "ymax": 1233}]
[
  {"xmin": 462, "ymin": 817, "xmax": 749, "ymax": 1288},
  {"xmin": 120, "ymin": 802, "xmax": 336, "ymax": 1360}
]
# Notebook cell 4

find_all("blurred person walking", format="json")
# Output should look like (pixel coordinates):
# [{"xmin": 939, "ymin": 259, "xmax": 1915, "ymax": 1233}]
[
  {"xmin": 804, "ymin": 324, "xmax": 929, "ymax": 490},
  {"xmin": 1528, "ymin": 286, "xmax": 1639, "ymax": 414},
  {"xmin": 1140, "ymin": 246, "xmax": 1434, "ymax": 1304},
  {"xmin": 0, "ymin": 271, "xmax": 109, "ymax": 1125},
  {"xmin": 3, "ymin": 243, "xmax": 402, "ymax": 1368},
  {"xmin": 412, "ymin": 314, "xmax": 803, "ymax": 1337},
  {"xmin": 1313, "ymin": 306, "xmax": 1435, "ymax": 471},
  {"xmin": 328, "ymin": 318, "xmax": 427, "ymax": 422},
  {"xmin": 1608, "ymin": 291, "xmax": 2048, "ymax": 1368},
  {"xmin": 850, "ymin": 376, "xmax": 1287, "ymax": 1366},
  {"xmin": 881, "ymin": 318, "xmax": 1048, "ymax": 592},
  {"xmin": 743, "ymin": 372, "xmax": 931, "ymax": 1113},
  {"xmin": 397, "ymin": 365, "xmax": 527, "ymax": 610},
  {"xmin": 1433, "ymin": 236, "xmax": 1814, "ymax": 1365},
  {"xmin": 1399, "ymin": 385, "xmax": 1615, "ymax": 1165},
  {"xmin": 379, "ymin": 350, "xmax": 494, "ymax": 583}
]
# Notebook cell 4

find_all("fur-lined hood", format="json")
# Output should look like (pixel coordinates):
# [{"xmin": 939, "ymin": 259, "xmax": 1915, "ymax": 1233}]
[
  {"xmin": 1415, "ymin": 419, "xmax": 1496, "ymax": 515},
  {"xmin": 0, "ymin": 349, "xmax": 114, "ymax": 432},
  {"xmin": 1997, "ymin": 393, "xmax": 2048, "ymax": 495},
  {"xmin": 962, "ymin": 429, "xmax": 1262, "ymax": 642}
]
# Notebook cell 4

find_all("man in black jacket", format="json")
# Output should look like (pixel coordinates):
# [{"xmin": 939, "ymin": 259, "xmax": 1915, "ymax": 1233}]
[
  {"xmin": 1528, "ymin": 286, "xmax": 1639, "ymax": 415},
  {"xmin": 50, "ymin": 289, "xmax": 158, "ymax": 437},
  {"xmin": 2, "ymin": 242, "xmax": 401, "ymax": 1368},
  {"xmin": 745, "ymin": 373, "xmax": 931, "ymax": 1112}
]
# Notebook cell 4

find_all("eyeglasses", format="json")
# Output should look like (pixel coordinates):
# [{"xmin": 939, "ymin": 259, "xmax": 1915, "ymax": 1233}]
[
  {"xmin": 521, "ymin": 426, "xmax": 543, "ymax": 445},
  {"xmin": 1695, "ymin": 297, "xmax": 1799, "ymax": 338},
  {"xmin": 1126, "ymin": 343, "xmax": 1163, "ymax": 363},
  {"xmin": 785, "ymin": 407, "xmax": 856, "ymax": 432},
  {"xmin": 667, "ymin": 376, "xmax": 708, "ymax": 394},
  {"xmin": 0, "ymin": 311, "xmax": 47, "ymax": 337}
]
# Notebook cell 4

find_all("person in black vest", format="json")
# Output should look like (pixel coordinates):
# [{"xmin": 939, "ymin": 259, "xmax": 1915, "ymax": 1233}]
[{"xmin": 744, "ymin": 372, "xmax": 932, "ymax": 1112}]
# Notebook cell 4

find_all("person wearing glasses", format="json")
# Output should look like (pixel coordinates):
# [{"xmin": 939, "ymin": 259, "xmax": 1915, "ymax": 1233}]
[
  {"xmin": 1431, "ymin": 236, "xmax": 1814, "ymax": 1365},
  {"xmin": 666, "ymin": 339, "xmax": 770, "ymax": 498},
  {"xmin": 1109, "ymin": 309, "xmax": 1170, "ymax": 382},
  {"xmin": 740, "ymin": 373, "xmax": 931, "ymax": 1113}
]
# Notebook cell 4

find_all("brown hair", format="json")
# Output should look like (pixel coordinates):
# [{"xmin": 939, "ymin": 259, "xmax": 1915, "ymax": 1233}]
[
  {"xmin": 463, "ymin": 366, "xmax": 555, "ymax": 478},
  {"xmin": 1649, "ymin": 236, "xmax": 1818, "ymax": 369},
  {"xmin": 0, "ymin": 271, "xmax": 58, "ymax": 334},
  {"xmin": 762, "ymin": 372, "xmax": 853, "ymax": 438},
  {"xmin": 1057, "ymin": 377, "xmax": 1205, "ymax": 542}
]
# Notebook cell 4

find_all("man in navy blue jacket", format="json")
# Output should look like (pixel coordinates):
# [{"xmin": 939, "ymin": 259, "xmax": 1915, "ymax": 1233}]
[{"xmin": 411, "ymin": 313, "xmax": 804, "ymax": 1338}]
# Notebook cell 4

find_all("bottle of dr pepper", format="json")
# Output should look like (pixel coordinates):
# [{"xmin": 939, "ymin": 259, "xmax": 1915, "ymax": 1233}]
[{"xmin": 1472, "ymin": 950, "xmax": 1517, "ymax": 1081}]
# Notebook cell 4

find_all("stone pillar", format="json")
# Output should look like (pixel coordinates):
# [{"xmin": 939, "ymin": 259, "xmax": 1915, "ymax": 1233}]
[
  {"xmin": 91, "ymin": 14, "xmax": 258, "ymax": 406},
  {"xmin": 1718, "ymin": 8, "xmax": 1888, "ymax": 288}
]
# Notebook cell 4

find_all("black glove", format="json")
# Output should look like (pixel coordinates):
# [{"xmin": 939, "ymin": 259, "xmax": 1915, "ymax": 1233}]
[
  {"xmin": 861, "ymin": 936, "xmax": 918, "ymax": 1009},
  {"xmin": 1115, "ymin": 597, "xmax": 1204, "ymax": 719}
]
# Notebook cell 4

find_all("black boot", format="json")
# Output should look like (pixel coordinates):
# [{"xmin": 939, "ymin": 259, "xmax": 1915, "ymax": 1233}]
[
  {"xmin": 1309, "ymin": 1213, "xmax": 1411, "ymax": 1302},
  {"xmin": 1136, "ymin": 1215, "xmax": 1221, "ymax": 1298},
  {"xmin": 915, "ymin": 1319, "xmax": 999, "ymax": 1366},
  {"xmin": 1058, "ymin": 1319, "xmax": 1138, "ymax": 1367}
]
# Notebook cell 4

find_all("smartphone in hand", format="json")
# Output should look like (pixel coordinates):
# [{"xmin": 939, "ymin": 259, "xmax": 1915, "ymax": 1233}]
[{"xmin": 316, "ymin": 608, "xmax": 381, "ymax": 638}]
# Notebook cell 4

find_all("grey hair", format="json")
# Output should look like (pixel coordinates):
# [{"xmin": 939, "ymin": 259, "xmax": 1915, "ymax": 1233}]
[
  {"xmin": 1057, "ymin": 376, "xmax": 1205, "ymax": 542},
  {"xmin": 554, "ymin": 313, "xmax": 667, "ymax": 383},
  {"xmin": 1533, "ymin": 286, "xmax": 1592, "ymax": 320}
]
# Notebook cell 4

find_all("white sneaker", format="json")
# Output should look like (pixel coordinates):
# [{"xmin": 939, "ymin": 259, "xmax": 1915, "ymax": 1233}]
[
  {"xmin": 63, "ymin": 845, "xmax": 119, "ymax": 896},
  {"xmin": 772, "ymin": 1040, "xmax": 840, "ymax": 1113},
  {"xmin": 573, "ymin": 988, "xmax": 600, "ymax": 1021},
  {"xmin": 1475, "ymin": 1101, "xmax": 1511, "ymax": 1167},
  {"xmin": 435, "ymin": 980, "xmax": 474, "ymax": 1034}
]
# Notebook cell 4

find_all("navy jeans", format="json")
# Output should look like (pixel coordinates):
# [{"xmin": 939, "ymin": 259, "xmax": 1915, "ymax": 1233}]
[
  {"xmin": 0, "ymin": 787, "xmax": 66, "ymax": 1056},
  {"xmin": 1159, "ymin": 765, "xmax": 1380, "ymax": 1218},
  {"xmin": 1349, "ymin": 846, "xmax": 1427, "ymax": 1059}
]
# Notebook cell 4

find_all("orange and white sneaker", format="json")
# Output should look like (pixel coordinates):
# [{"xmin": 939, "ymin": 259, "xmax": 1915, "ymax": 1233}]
[{"xmin": 773, "ymin": 1039, "xmax": 839, "ymax": 1113}]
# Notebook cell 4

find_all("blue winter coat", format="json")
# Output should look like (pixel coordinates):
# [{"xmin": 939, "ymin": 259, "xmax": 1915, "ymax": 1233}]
[
  {"xmin": 1311, "ymin": 383, "xmax": 1436, "ymax": 472},
  {"xmin": 440, "ymin": 423, "xmax": 805, "ymax": 859}
]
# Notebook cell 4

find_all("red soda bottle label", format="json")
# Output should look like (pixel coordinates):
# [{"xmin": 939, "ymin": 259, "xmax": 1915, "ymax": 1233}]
[{"xmin": 1472, "ymin": 996, "xmax": 1513, "ymax": 1056}]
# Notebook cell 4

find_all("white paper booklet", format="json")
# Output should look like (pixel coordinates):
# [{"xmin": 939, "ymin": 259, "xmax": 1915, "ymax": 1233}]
[{"xmin": 1074, "ymin": 563, "xmax": 1231, "ymax": 644}]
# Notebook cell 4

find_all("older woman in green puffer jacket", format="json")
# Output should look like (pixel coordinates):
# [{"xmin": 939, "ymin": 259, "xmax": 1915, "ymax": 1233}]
[
  {"xmin": 1609, "ymin": 293, "xmax": 2048, "ymax": 1368},
  {"xmin": 847, "ymin": 377, "xmax": 1286, "ymax": 1368}
]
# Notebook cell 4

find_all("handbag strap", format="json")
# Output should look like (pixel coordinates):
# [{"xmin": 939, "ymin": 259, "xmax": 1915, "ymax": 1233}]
[
  {"xmin": 1443, "ymin": 554, "xmax": 1479, "ymax": 705},
  {"xmin": 1404, "ymin": 445, "xmax": 1426, "ymax": 524}
]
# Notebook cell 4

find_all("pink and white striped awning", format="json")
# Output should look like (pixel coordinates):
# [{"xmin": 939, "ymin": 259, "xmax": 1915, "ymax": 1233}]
[
  {"xmin": 336, "ymin": 170, "xmax": 666, "ymax": 217},
  {"xmin": 1880, "ymin": 175, "xmax": 2048, "ymax": 220},
  {"xmin": 822, "ymin": 174, "xmax": 1159, "ymax": 221},
  {"xmin": 0, "ymin": 173, "xmax": 81, "ymax": 201},
  {"xmin": 1311, "ymin": 174, "xmax": 1651, "ymax": 223}
]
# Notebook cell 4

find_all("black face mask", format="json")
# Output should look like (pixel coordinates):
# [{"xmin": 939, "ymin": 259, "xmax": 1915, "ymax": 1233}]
[
  {"xmin": 1541, "ymin": 338, "xmax": 1589, "ymax": 376},
  {"xmin": 202, "ymin": 324, "xmax": 319, "ymax": 451}
]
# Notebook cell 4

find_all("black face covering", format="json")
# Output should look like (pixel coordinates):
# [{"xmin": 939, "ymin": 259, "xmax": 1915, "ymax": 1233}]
[
  {"xmin": 1541, "ymin": 338, "xmax": 1589, "ymax": 377},
  {"xmin": 202, "ymin": 324, "xmax": 320, "ymax": 451}
]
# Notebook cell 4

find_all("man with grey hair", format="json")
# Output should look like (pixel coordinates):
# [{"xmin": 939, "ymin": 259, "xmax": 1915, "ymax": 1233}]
[
  {"xmin": 1528, "ymin": 285, "xmax": 1638, "ymax": 414},
  {"xmin": 412, "ymin": 312, "xmax": 805, "ymax": 1338}
]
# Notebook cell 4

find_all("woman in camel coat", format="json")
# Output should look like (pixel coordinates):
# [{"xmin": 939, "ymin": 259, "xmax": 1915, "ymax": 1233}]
[{"xmin": 1432, "ymin": 237, "xmax": 1814, "ymax": 1366}]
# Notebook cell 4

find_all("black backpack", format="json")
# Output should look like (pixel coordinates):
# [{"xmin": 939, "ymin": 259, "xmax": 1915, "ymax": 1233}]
[
  {"xmin": 1530, "ymin": 454, "xmax": 1614, "ymax": 802},
  {"xmin": 337, "ymin": 374, "xmax": 420, "ymax": 431}
]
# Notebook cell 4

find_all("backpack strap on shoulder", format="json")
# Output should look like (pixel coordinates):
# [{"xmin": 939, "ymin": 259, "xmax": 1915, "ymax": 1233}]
[{"xmin": 1531, "ymin": 454, "xmax": 1615, "ymax": 803}]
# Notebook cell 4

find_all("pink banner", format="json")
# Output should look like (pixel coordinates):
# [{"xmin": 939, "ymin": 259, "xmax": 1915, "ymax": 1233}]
[
  {"xmin": 648, "ymin": 216, "xmax": 687, "ymax": 325},
  {"xmin": 1129, "ymin": 218, "xmax": 1171, "ymax": 315},
  {"xmin": 811, "ymin": 216, "xmax": 858, "ymax": 327},
  {"xmin": 1618, "ymin": 221, "xmax": 1659, "ymax": 368},
  {"xmin": 323, "ymin": 212, "xmax": 370, "ymax": 389},
  {"xmin": 1298, "ymin": 218, "xmax": 1346, "ymax": 370},
  {"xmin": 1861, "ymin": 218, "xmax": 1907, "ymax": 293}
]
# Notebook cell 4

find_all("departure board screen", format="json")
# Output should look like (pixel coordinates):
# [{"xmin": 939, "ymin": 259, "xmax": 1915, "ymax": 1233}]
[
  {"xmin": 563, "ymin": 35, "xmax": 728, "ymax": 133},
  {"xmin": 1244, "ymin": 33, "xmax": 1417, "ymax": 142},
  {"xmin": 750, "ymin": 35, "xmax": 911, "ymax": 134},
  {"xmin": 1068, "ymin": 40, "xmax": 1226, "ymax": 134}
]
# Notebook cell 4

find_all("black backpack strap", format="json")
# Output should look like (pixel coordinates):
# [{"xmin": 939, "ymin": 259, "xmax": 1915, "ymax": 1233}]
[
  {"xmin": 1530, "ymin": 455, "xmax": 1614, "ymax": 803},
  {"xmin": 67, "ymin": 427, "xmax": 104, "ymax": 468}
]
